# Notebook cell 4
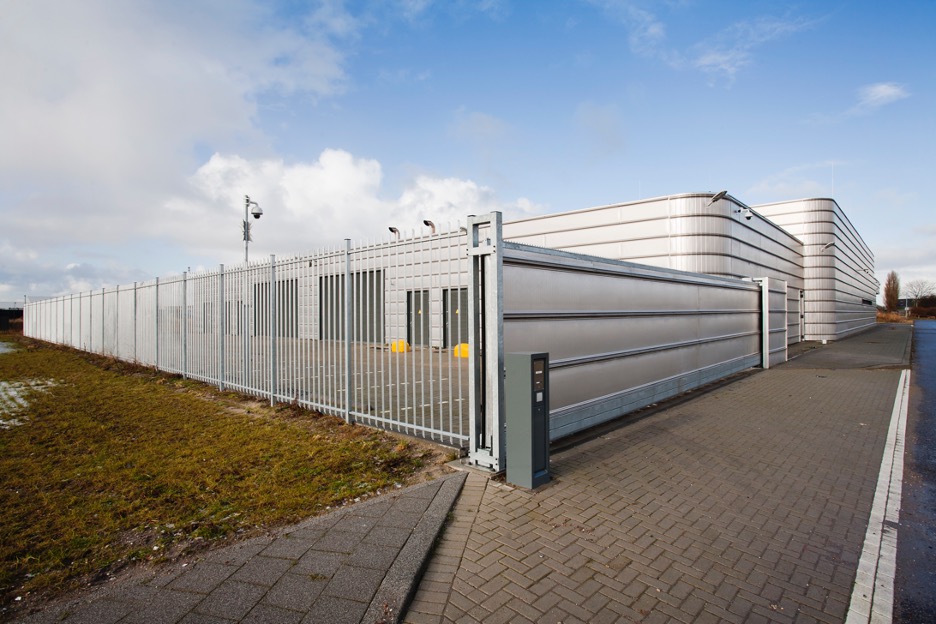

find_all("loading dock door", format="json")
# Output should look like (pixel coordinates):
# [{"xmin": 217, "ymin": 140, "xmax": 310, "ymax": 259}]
[
  {"xmin": 443, "ymin": 288, "xmax": 469, "ymax": 348},
  {"xmin": 407, "ymin": 290, "xmax": 430, "ymax": 347}
]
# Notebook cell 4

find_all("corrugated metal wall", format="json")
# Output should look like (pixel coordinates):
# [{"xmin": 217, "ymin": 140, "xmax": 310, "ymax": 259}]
[
  {"xmin": 499, "ymin": 242, "xmax": 763, "ymax": 441},
  {"xmin": 504, "ymin": 193, "xmax": 805, "ymax": 345},
  {"xmin": 753, "ymin": 198, "xmax": 877, "ymax": 342}
]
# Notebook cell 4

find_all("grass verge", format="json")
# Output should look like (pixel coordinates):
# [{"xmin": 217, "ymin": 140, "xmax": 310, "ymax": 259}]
[
  {"xmin": 877, "ymin": 311, "xmax": 912, "ymax": 323},
  {"xmin": 0, "ymin": 332, "xmax": 449, "ymax": 617}
]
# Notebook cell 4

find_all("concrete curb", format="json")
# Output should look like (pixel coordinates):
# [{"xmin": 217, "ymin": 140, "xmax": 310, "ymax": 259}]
[{"xmin": 363, "ymin": 471, "xmax": 467, "ymax": 624}]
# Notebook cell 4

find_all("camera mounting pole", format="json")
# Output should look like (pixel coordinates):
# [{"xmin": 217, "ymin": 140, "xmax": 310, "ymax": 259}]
[{"xmin": 244, "ymin": 195, "xmax": 263, "ymax": 262}]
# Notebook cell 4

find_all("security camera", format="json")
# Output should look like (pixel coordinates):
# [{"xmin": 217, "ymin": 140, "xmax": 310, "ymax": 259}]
[
  {"xmin": 734, "ymin": 207, "xmax": 753, "ymax": 221},
  {"xmin": 251, "ymin": 205, "xmax": 263, "ymax": 219}
]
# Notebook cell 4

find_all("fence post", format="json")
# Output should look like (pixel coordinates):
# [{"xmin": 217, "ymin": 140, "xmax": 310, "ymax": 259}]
[
  {"xmin": 270, "ymin": 255, "xmax": 277, "ymax": 407},
  {"xmin": 344, "ymin": 239, "xmax": 354, "ymax": 424},
  {"xmin": 218, "ymin": 264, "xmax": 225, "ymax": 391},
  {"xmin": 101, "ymin": 287, "xmax": 106, "ymax": 354},
  {"xmin": 115, "ymin": 285, "xmax": 119, "ymax": 357},
  {"xmin": 155, "ymin": 277, "xmax": 160, "ymax": 369},
  {"xmin": 182, "ymin": 272, "xmax": 188, "ymax": 379},
  {"xmin": 133, "ymin": 282, "xmax": 138, "ymax": 363}
]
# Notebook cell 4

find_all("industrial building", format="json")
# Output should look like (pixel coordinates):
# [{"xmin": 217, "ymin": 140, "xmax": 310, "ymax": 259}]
[
  {"xmin": 24, "ymin": 192, "xmax": 877, "ymax": 472},
  {"xmin": 503, "ymin": 192, "xmax": 877, "ymax": 344}
]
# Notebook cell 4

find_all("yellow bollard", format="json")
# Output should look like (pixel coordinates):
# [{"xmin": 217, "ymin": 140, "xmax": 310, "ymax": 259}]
[
  {"xmin": 390, "ymin": 339, "xmax": 411, "ymax": 353},
  {"xmin": 453, "ymin": 343, "xmax": 469, "ymax": 358}
]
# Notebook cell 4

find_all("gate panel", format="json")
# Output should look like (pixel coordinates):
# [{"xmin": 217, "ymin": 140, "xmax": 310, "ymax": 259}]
[{"xmin": 501, "ymin": 242, "xmax": 762, "ymax": 441}]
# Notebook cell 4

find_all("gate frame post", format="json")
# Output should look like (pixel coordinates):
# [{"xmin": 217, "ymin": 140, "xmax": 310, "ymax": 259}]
[{"xmin": 467, "ymin": 212, "xmax": 505, "ymax": 472}]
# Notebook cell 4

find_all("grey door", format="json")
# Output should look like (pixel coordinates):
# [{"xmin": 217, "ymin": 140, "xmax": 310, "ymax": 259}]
[
  {"xmin": 407, "ymin": 290, "xmax": 430, "ymax": 346},
  {"xmin": 443, "ymin": 288, "xmax": 469, "ymax": 347}
]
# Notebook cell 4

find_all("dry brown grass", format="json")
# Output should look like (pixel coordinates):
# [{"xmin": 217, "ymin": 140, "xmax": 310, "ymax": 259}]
[
  {"xmin": 877, "ymin": 311, "xmax": 912, "ymax": 324},
  {"xmin": 0, "ymin": 333, "xmax": 451, "ymax": 617}
]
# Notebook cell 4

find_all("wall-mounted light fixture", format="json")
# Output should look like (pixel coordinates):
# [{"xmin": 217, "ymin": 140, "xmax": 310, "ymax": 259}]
[
  {"xmin": 706, "ymin": 190, "xmax": 728, "ymax": 206},
  {"xmin": 423, "ymin": 220, "xmax": 436, "ymax": 235},
  {"xmin": 388, "ymin": 226, "xmax": 400, "ymax": 240}
]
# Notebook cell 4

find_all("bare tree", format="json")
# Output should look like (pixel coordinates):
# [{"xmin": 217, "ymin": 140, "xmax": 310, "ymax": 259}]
[
  {"xmin": 903, "ymin": 279, "xmax": 935, "ymax": 307},
  {"xmin": 884, "ymin": 271, "xmax": 900, "ymax": 312}
]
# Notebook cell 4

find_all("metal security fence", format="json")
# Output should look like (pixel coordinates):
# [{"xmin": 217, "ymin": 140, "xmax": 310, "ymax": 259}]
[
  {"xmin": 24, "ymin": 211, "xmax": 789, "ymax": 472},
  {"xmin": 24, "ymin": 229, "xmax": 472, "ymax": 447}
]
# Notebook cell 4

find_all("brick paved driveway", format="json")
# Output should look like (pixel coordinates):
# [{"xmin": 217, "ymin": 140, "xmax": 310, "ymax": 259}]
[{"xmin": 406, "ymin": 326, "xmax": 911, "ymax": 623}]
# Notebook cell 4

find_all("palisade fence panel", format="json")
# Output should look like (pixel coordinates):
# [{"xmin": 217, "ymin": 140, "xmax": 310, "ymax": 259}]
[
  {"xmin": 22, "ymin": 229, "xmax": 472, "ymax": 447},
  {"xmin": 136, "ymin": 281, "xmax": 158, "ymax": 367},
  {"xmin": 157, "ymin": 276, "xmax": 186, "ymax": 375},
  {"xmin": 116, "ymin": 287, "xmax": 137, "ymax": 361},
  {"xmin": 103, "ymin": 287, "xmax": 119, "ymax": 357},
  {"xmin": 72, "ymin": 294, "xmax": 83, "ymax": 349}
]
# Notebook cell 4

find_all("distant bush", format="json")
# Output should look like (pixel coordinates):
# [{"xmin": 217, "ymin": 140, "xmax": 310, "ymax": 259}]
[
  {"xmin": 877, "ymin": 311, "xmax": 911, "ymax": 323},
  {"xmin": 910, "ymin": 307, "xmax": 936, "ymax": 319}
]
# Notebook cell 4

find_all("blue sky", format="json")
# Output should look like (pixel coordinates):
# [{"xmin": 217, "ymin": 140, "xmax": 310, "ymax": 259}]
[{"xmin": 1, "ymin": 0, "xmax": 933, "ymax": 302}]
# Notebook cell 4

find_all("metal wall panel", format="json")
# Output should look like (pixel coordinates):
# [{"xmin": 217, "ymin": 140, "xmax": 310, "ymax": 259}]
[
  {"xmin": 501, "ymin": 242, "xmax": 762, "ymax": 441},
  {"xmin": 504, "ymin": 193, "xmax": 804, "ymax": 346},
  {"xmin": 754, "ymin": 198, "xmax": 877, "ymax": 342}
]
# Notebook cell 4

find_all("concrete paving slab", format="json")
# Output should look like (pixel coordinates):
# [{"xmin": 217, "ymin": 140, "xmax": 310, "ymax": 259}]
[{"xmin": 14, "ymin": 471, "xmax": 467, "ymax": 624}]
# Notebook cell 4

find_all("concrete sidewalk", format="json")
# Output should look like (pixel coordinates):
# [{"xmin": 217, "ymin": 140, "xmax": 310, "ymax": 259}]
[
  {"xmin": 17, "ymin": 473, "xmax": 467, "ymax": 624},
  {"xmin": 406, "ymin": 324, "xmax": 913, "ymax": 623}
]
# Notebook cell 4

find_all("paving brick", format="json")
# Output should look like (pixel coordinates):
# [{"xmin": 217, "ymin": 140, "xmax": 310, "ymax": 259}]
[
  {"xmin": 193, "ymin": 579, "xmax": 267, "ymax": 621},
  {"xmin": 308, "ymin": 529, "xmax": 363, "ymax": 554},
  {"xmin": 240, "ymin": 603, "xmax": 303, "ymax": 624},
  {"xmin": 167, "ymin": 561, "xmax": 238, "ymax": 594},
  {"xmin": 321, "ymin": 564, "xmax": 385, "ymax": 602},
  {"xmin": 118, "ymin": 590, "xmax": 202, "ymax": 624},
  {"xmin": 407, "ymin": 334, "xmax": 912, "ymax": 624},
  {"xmin": 301, "ymin": 595, "xmax": 367, "ymax": 624},
  {"xmin": 260, "ymin": 533, "xmax": 316, "ymax": 560},
  {"xmin": 262, "ymin": 571, "xmax": 327, "ymax": 611},
  {"xmin": 230, "ymin": 555, "xmax": 294, "ymax": 587}
]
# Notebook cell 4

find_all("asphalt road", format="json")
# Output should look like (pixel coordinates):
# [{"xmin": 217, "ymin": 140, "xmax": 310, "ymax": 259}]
[{"xmin": 895, "ymin": 319, "xmax": 936, "ymax": 622}]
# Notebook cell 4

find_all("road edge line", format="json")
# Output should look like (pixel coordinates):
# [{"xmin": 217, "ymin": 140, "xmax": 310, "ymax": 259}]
[{"xmin": 845, "ymin": 368, "xmax": 910, "ymax": 624}]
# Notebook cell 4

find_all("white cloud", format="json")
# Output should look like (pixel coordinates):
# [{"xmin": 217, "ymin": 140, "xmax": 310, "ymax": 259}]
[
  {"xmin": 168, "ymin": 149, "xmax": 541, "ymax": 259},
  {"xmin": 690, "ymin": 16, "xmax": 815, "ymax": 84},
  {"xmin": 398, "ymin": 0, "xmax": 434, "ymax": 20},
  {"xmin": 587, "ymin": 2, "xmax": 815, "ymax": 84},
  {"xmin": 0, "ymin": 0, "xmax": 357, "ymax": 292},
  {"xmin": 0, "ymin": 146, "xmax": 542, "ymax": 295},
  {"xmin": 0, "ymin": 0, "xmax": 349, "ymax": 202},
  {"xmin": 847, "ymin": 83, "xmax": 910, "ymax": 116},
  {"xmin": 746, "ymin": 161, "xmax": 836, "ymax": 202},
  {"xmin": 586, "ymin": 0, "xmax": 667, "ymax": 57},
  {"xmin": 396, "ymin": 175, "xmax": 538, "ymax": 228}
]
